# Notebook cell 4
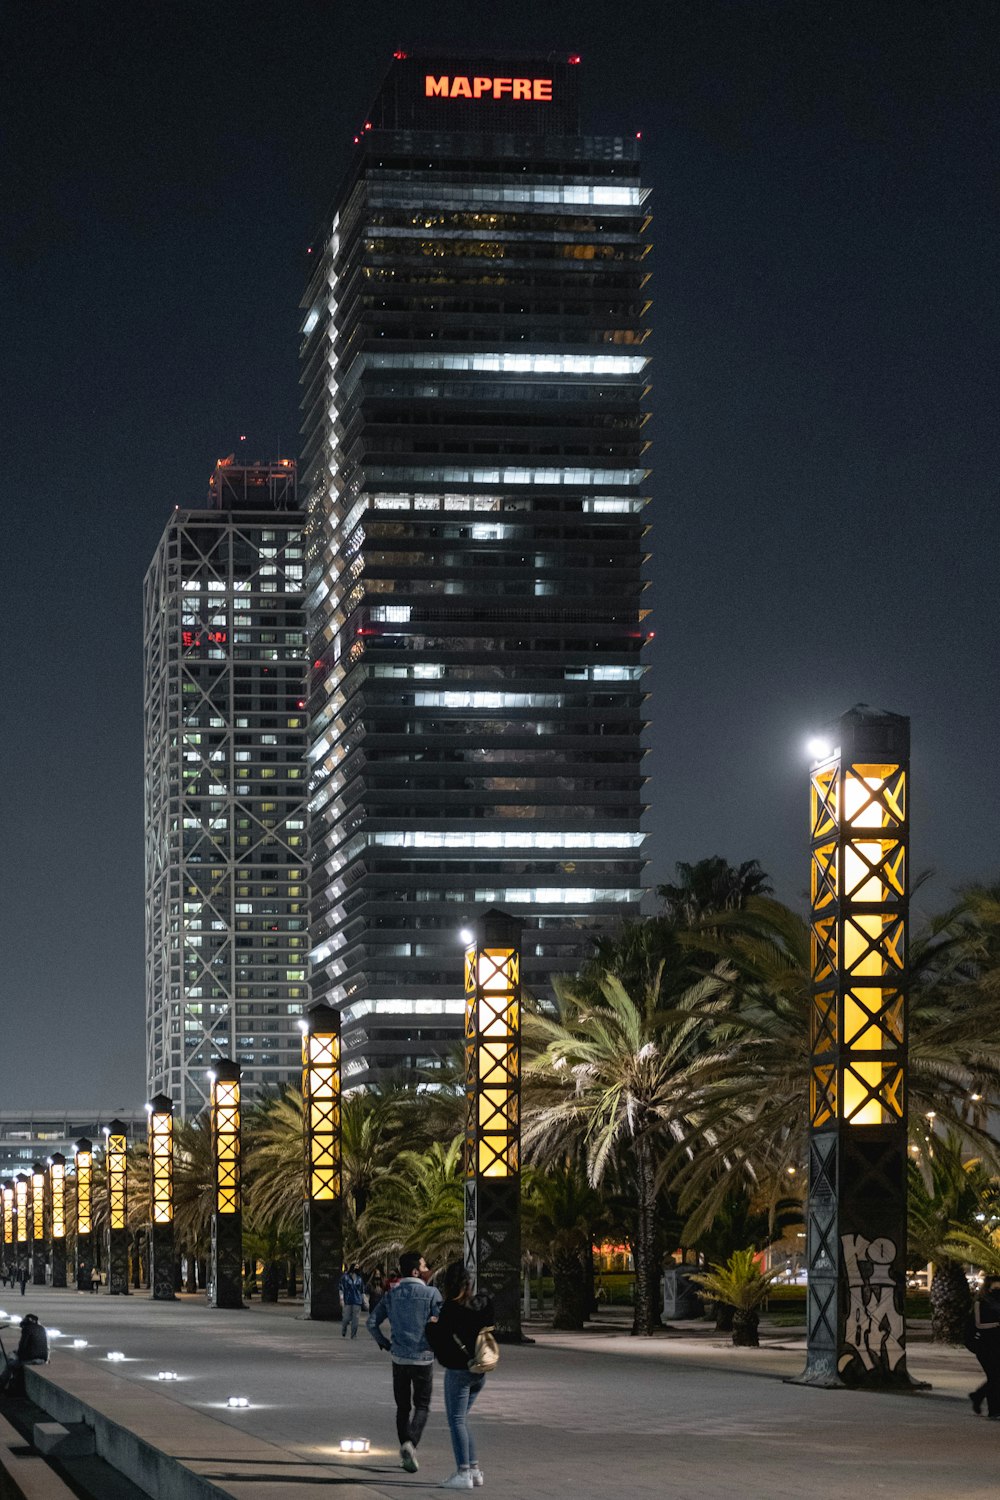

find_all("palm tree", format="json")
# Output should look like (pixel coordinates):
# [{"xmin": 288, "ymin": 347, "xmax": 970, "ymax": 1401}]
[
  {"xmin": 658, "ymin": 857, "xmax": 772, "ymax": 924},
  {"xmin": 173, "ymin": 1114, "xmax": 214, "ymax": 1291},
  {"xmin": 522, "ymin": 1162, "xmax": 605, "ymax": 1330},
  {"xmin": 523, "ymin": 965, "xmax": 727, "ymax": 1336},
  {"xmin": 908, "ymin": 1139, "xmax": 1000, "ymax": 1343},
  {"xmin": 670, "ymin": 896, "xmax": 1000, "ymax": 1238},
  {"xmin": 358, "ymin": 1137, "xmax": 464, "ymax": 1270},
  {"xmin": 690, "ymin": 1248, "xmax": 780, "ymax": 1347}
]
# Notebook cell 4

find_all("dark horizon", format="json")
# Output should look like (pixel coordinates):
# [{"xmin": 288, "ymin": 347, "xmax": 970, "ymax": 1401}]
[{"xmin": 1, "ymin": 0, "xmax": 997, "ymax": 1108}]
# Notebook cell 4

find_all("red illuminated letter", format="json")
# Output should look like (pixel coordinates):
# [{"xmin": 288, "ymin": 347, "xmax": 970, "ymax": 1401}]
[
  {"xmin": 494, "ymin": 77, "xmax": 513, "ymax": 97},
  {"xmin": 512, "ymin": 78, "xmax": 531, "ymax": 100},
  {"xmin": 451, "ymin": 76, "xmax": 472, "ymax": 97},
  {"xmin": 473, "ymin": 76, "xmax": 491, "ymax": 98},
  {"xmin": 425, "ymin": 75, "xmax": 449, "ymax": 97},
  {"xmin": 533, "ymin": 78, "xmax": 553, "ymax": 101}
]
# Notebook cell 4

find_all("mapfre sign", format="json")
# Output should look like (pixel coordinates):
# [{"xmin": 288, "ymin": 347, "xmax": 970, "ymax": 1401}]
[{"xmin": 424, "ymin": 74, "xmax": 553, "ymax": 102}]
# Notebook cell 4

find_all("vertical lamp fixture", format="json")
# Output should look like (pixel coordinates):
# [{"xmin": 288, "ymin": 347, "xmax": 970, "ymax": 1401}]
[
  {"xmin": 147, "ymin": 1095, "xmax": 176, "ymax": 1301},
  {"xmin": 801, "ymin": 706, "xmax": 910, "ymax": 1388},
  {"xmin": 74, "ymin": 1138, "xmax": 93, "ymax": 1291},
  {"xmin": 31, "ymin": 1162, "xmax": 46, "ymax": 1285},
  {"xmin": 463, "ymin": 908, "xmax": 523, "ymax": 1341},
  {"xmin": 104, "ymin": 1120, "xmax": 130, "ymax": 1296},
  {"xmin": 49, "ymin": 1155, "xmax": 67, "ymax": 1289},
  {"xmin": 15, "ymin": 1175, "xmax": 28, "ymax": 1247},
  {"xmin": 2, "ymin": 1182, "xmax": 13, "ymax": 1249},
  {"xmin": 301, "ymin": 1002, "xmax": 343, "ymax": 1321},
  {"xmin": 208, "ymin": 1060, "xmax": 243, "ymax": 1308}
]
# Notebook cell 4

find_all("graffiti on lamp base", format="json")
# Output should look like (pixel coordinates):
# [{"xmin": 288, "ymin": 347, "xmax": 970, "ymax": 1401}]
[{"xmin": 839, "ymin": 1233, "xmax": 904, "ymax": 1374}]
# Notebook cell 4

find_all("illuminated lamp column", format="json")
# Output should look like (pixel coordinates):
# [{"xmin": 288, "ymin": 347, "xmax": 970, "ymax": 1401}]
[
  {"xmin": 15, "ymin": 1176, "xmax": 29, "ymax": 1259},
  {"xmin": 49, "ymin": 1155, "xmax": 67, "ymax": 1288},
  {"xmin": 463, "ymin": 909, "xmax": 523, "ymax": 1341},
  {"xmin": 302, "ymin": 1003, "xmax": 343, "ymax": 1321},
  {"xmin": 2, "ymin": 1182, "xmax": 13, "ymax": 1254},
  {"xmin": 31, "ymin": 1162, "xmax": 46, "ymax": 1284},
  {"xmin": 209, "ymin": 1061, "xmax": 243, "ymax": 1309},
  {"xmin": 74, "ymin": 1139, "xmax": 94, "ymax": 1290},
  {"xmin": 801, "ymin": 707, "xmax": 910, "ymax": 1389},
  {"xmin": 147, "ymin": 1094, "xmax": 176, "ymax": 1301},
  {"xmin": 104, "ymin": 1120, "xmax": 130, "ymax": 1295}
]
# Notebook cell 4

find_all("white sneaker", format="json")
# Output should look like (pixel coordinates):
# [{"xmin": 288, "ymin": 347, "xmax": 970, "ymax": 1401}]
[
  {"xmin": 440, "ymin": 1475, "xmax": 473, "ymax": 1491},
  {"xmin": 471, "ymin": 1468, "xmax": 484, "ymax": 1487},
  {"xmin": 400, "ymin": 1441, "xmax": 419, "ymax": 1473}
]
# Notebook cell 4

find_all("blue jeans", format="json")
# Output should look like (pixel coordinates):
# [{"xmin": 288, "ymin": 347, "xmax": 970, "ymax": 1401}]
[
  {"xmin": 444, "ymin": 1368, "xmax": 485, "ymax": 1469},
  {"xmin": 341, "ymin": 1302, "xmax": 361, "ymax": 1336}
]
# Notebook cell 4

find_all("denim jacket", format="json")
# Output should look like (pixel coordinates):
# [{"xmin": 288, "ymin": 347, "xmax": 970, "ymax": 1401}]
[{"xmin": 367, "ymin": 1275, "xmax": 443, "ymax": 1364}]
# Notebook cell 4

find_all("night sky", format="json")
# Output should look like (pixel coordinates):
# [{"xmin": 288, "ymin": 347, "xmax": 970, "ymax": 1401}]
[{"xmin": 2, "ymin": 1, "xmax": 997, "ymax": 1109}]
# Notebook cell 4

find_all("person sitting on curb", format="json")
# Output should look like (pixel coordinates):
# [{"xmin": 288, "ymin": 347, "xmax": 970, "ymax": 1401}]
[{"xmin": 0, "ymin": 1313, "xmax": 49, "ymax": 1396}]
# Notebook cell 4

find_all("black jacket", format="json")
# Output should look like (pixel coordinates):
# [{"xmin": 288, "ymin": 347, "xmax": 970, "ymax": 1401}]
[
  {"xmin": 428, "ymin": 1296, "xmax": 494, "ymax": 1370},
  {"xmin": 16, "ymin": 1320, "xmax": 48, "ymax": 1364}
]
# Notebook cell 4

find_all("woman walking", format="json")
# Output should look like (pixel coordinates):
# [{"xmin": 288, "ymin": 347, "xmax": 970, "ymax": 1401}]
[
  {"xmin": 429, "ymin": 1260, "xmax": 494, "ymax": 1491},
  {"xmin": 969, "ymin": 1276, "xmax": 1000, "ymax": 1417}
]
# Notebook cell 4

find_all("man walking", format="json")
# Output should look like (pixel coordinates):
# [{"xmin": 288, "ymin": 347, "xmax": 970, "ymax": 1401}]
[
  {"xmin": 339, "ymin": 1264, "xmax": 366, "ymax": 1339},
  {"xmin": 367, "ymin": 1251, "xmax": 442, "ymax": 1473}
]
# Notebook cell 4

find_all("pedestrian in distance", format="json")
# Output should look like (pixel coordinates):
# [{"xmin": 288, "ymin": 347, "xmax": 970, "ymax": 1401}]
[
  {"xmin": 90, "ymin": 1265, "xmax": 101, "ymax": 1294},
  {"xmin": 969, "ymin": 1275, "xmax": 1000, "ymax": 1418},
  {"xmin": 339, "ymin": 1264, "xmax": 366, "ymax": 1339},
  {"xmin": 367, "ymin": 1249, "xmax": 442, "ymax": 1473},
  {"xmin": 428, "ymin": 1260, "xmax": 496, "ymax": 1491},
  {"xmin": 368, "ymin": 1264, "xmax": 384, "ymax": 1300},
  {"xmin": 17, "ymin": 1263, "xmax": 28, "ymax": 1297}
]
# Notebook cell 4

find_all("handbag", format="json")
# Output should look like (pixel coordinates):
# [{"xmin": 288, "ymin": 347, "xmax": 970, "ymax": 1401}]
[{"xmin": 466, "ymin": 1325, "xmax": 500, "ymax": 1375}]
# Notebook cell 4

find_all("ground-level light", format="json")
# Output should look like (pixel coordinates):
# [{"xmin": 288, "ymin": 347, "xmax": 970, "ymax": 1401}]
[
  {"xmin": 339, "ymin": 1437, "xmax": 370, "ymax": 1453},
  {"xmin": 226, "ymin": 1395, "xmax": 250, "ymax": 1408}
]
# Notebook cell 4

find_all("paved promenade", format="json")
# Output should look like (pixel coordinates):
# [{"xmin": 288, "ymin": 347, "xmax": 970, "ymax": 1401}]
[{"xmin": 3, "ymin": 1285, "xmax": 997, "ymax": 1499}]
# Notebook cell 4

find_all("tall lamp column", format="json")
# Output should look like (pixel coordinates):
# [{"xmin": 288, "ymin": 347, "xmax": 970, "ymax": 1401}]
[
  {"xmin": 2, "ymin": 1183, "xmax": 13, "ymax": 1254},
  {"xmin": 302, "ymin": 1002, "xmax": 343, "ymax": 1320},
  {"xmin": 74, "ymin": 1139, "xmax": 94, "ymax": 1291},
  {"xmin": 802, "ymin": 706, "xmax": 910, "ymax": 1388},
  {"xmin": 49, "ymin": 1155, "xmax": 67, "ymax": 1288},
  {"xmin": 147, "ymin": 1095, "xmax": 176, "ymax": 1301},
  {"xmin": 209, "ymin": 1060, "xmax": 243, "ymax": 1308},
  {"xmin": 104, "ymin": 1120, "xmax": 130, "ymax": 1295},
  {"xmin": 15, "ymin": 1176, "xmax": 28, "ymax": 1263},
  {"xmin": 31, "ymin": 1163, "xmax": 46, "ymax": 1285},
  {"xmin": 463, "ymin": 908, "xmax": 523, "ymax": 1341}
]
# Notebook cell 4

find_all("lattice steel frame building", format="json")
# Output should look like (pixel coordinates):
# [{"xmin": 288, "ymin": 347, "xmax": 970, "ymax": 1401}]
[
  {"xmin": 144, "ymin": 459, "xmax": 311, "ymax": 1116},
  {"xmin": 301, "ymin": 53, "xmax": 652, "ymax": 1082}
]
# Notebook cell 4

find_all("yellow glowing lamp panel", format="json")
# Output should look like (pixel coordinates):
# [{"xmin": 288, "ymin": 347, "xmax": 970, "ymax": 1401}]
[
  {"xmin": 150, "ymin": 1114, "xmax": 173, "ymax": 1224},
  {"xmin": 15, "ymin": 1182, "xmax": 27, "ymax": 1243},
  {"xmin": 76, "ymin": 1155, "xmax": 92, "ymax": 1236},
  {"xmin": 107, "ymin": 1136, "xmax": 128, "ymax": 1231},
  {"xmin": 31, "ymin": 1174, "xmax": 44, "ymax": 1240},
  {"xmin": 839, "ymin": 764, "xmax": 906, "ymax": 1128},
  {"xmin": 2, "ymin": 1188, "xmax": 12, "ymax": 1245},
  {"xmin": 214, "ymin": 1084, "xmax": 241, "ymax": 1214},
  {"xmin": 304, "ymin": 1031, "xmax": 341, "ymax": 1202},
  {"xmin": 472, "ymin": 948, "xmax": 520, "ymax": 1179},
  {"xmin": 51, "ymin": 1164, "xmax": 66, "ymax": 1240}
]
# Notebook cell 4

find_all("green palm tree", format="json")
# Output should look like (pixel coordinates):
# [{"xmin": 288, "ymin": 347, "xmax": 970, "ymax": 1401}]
[
  {"xmin": 522, "ymin": 1162, "xmax": 605, "ymax": 1330},
  {"xmin": 658, "ymin": 857, "xmax": 772, "ymax": 924},
  {"xmin": 173, "ymin": 1114, "xmax": 215, "ymax": 1290},
  {"xmin": 358, "ymin": 1137, "xmax": 464, "ymax": 1270},
  {"xmin": 689, "ymin": 1248, "xmax": 780, "ymax": 1346},
  {"xmin": 670, "ymin": 896, "xmax": 1000, "ymax": 1238},
  {"xmin": 908, "ymin": 1139, "xmax": 1000, "ymax": 1343},
  {"xmin": 523, "ymin": 965, "xmax": 727, "ymax": 1336}
]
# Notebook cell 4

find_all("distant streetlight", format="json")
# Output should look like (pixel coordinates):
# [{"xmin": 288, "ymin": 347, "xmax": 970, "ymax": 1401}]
[
  {"xmin": 147, "ymin": 1095, "xmax": 176, "ymax": 1301},
  {"xmin": 49, "ymin": 1154, "xmax": 67, "ymax": 1289},
  {"xmin": 209, "ymin": 1061, "xmax": 243, "ymax": 1308},
  {"xmin": 800, "ymin": 707, "xmax": 910, "ymax": 1389},
  {"xmin": 74, "ymin": 1139, "xmax": 93, "ymax": 1291},
  {"xmin": 30, "ymin": 1163, "xmax": 46, "ymax": 1285},
  {"xmin": 104, "ymin": 1121, "xmax": 130, "ymax": 1295},
  {"xmin": 464, "ymin": 908, "xmax": 523, "ymax": 1341},
  {"xmin": 301, "ymin": 1003, "xmax": 343, "ymax": 1322}
]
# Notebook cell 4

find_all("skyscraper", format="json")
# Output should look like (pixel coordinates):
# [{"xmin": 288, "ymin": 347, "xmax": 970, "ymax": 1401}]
[
  {"xmin": 144, "ymin": 458, "xmax": 310, "ymax": 1116},
  {"xmin": 302, "ymin": 54, "xmax": 651, "ymax": 1084}
]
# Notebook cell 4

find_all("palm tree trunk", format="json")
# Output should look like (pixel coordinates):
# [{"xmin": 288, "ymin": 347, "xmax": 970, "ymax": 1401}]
[
  {"xmin": 552, "ymin": 1252, "xmax": 587, "ymax": 1330},
  {"xmin": 732, "ymin": 1310, "xmax": 759, "ymax": 1347},
  {"xmin": 930, "ymin": 1257, "xmax": 972, "ymax": 1344},
  {"xmin": 631, "ymin": 1136, "xmax": 659, "ymax": 1336}
]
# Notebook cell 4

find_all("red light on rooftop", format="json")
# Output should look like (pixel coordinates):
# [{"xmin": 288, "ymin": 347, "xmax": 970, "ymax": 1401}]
[
  {"xmin": 636, "ymin": 130, "xmax": 642, "ymax": 140},
  {"xmin": 313, "ymin": 660, "xmax": 323, "ymax": 670},
  {"xmin": 364, "ymin": 121, "xmax": 372, "ymax": 131},
  {"xmin": 297, "ymin": 700, "xmax": 306, "ymax": 709},
  {"xmin": 393, "ymin": 49, "xmax": 408, "ymax": 59},
  {"xmin": 353, "ymin": 136, "xmax": 360, "ymax": 144},
  {"xmin": 568, "ymin": 53, "xmax": 581, "ymax": 64}
]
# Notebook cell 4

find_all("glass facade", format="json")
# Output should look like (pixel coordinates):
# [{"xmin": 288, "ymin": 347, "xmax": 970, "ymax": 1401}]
[
  {"xmin": 302, "ymin": 55, "xmax": 651, "ymax": 1083},
  {"xmin": 144, "ymin": 459, "xmax": 310, "ymax": 1116}
]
